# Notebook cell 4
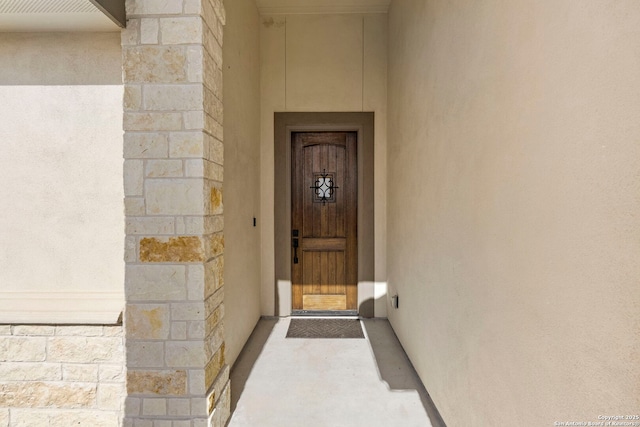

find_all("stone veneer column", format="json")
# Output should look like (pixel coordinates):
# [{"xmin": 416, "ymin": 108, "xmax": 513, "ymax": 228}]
[{"xmin": 121, "ymin": 1, "xmax": 228, "ymax": 426}]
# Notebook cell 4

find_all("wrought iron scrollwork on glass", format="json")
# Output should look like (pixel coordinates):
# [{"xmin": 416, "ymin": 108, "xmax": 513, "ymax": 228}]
[{"xmin": 310, "ymin": 169, "xmax": 338, "ymax": 204}]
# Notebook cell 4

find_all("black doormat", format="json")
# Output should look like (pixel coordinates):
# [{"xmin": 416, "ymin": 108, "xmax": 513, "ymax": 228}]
[{"xmin": 286, "ymin": 319, "xmax": 364, "ymax": 339}]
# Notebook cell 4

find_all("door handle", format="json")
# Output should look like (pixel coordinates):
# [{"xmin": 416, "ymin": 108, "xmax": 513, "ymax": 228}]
[{"xmin": 292, "ymin": 231, "xmax": 299, "ymax": 264}]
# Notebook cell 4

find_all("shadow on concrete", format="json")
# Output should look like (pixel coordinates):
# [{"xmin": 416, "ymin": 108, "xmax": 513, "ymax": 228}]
[
  {"xmin": 228, "ymin": 317, "xmax": 278, "ymax": 414},
  {"xmin": 362, "ymin": 319, "xmax": 448, "ymax": 427}
]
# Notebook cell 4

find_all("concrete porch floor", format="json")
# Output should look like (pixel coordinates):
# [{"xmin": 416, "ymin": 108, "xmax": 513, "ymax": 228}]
[{"xmin": 227, "ymin": 317, "xmax": 446, "ymax": 427}]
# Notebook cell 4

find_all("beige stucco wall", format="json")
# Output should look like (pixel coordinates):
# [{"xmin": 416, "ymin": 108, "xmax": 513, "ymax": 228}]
[
  {"xmin": 223, "ymin": 0, "xmax": 262, "ymax": 367},
  {"xmin": 387, "ymin": 1, "xmax": 640, "ymax": 425},
  {"xmin": 260, "ymin": 13, "xmax": 388, "ymax": 316},
  {"xmin": 0, "ymin": 33, "xmax": 124, "ymax": 323}
]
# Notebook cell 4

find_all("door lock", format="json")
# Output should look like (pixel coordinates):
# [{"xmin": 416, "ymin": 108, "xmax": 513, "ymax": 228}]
[{"xmin": 292, "ymin": 230, "xmax": 299, "ymax": 264}]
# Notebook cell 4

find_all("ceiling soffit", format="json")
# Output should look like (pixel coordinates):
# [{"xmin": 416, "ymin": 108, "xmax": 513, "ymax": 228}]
[
  {"xmin": 0, "ymin": 0, "xmax": 123, "ymax": 32},
  {"xmin": 256, "ymin": 0, "xmax": 391, "ymax": 15}
]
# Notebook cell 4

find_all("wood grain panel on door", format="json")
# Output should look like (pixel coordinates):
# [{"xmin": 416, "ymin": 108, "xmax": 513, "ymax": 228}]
[{"xmin": 292, "ymin": 132, "xmax": 357, "ymax": 311}]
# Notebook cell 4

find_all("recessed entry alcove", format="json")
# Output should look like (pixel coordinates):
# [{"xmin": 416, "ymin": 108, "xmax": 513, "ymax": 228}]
[{"xmin": 273, "ymin": 112, "xmax": 375, "ymax": 317}]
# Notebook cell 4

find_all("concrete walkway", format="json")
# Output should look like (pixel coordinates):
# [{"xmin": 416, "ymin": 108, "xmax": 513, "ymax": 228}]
[{"xmin": 227, "ymin": 317, "xmax": 446, "ymax": 427}]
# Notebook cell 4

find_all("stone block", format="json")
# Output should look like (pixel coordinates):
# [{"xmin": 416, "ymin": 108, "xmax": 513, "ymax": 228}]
[
  {"xmin": 209, "ymin": 187, "xmax": 223, "ymax": 215},
  {"xmin": 126, "ymin": 304, "xmax": 171, "ymax": 340},
  {"xmin": 124, "ymin": 133, "xmax": 169, "ymax": 158},
  {"xmin": 0, "ymin": 362, "xmax": 61, "ymax": 381},
  {"xmin": 142, "ymin": 398, "xmax": 166, "ymax": 416},
  {"xmin": 127, "ymin": 341, "xmax": 165, "ymax": 368},
  {"xmin": 127, "ymin": 0, "xmax": 183, "ymax": 16},
  {"xmin": 167, "ymin": 398, "xmax": 190, "ymax": 416},
  {"xmin": 125, "ymin": 197, "xmax": 146, "ymax": 216},
  {"xmin": 0, "ymin": 336, "xmax": 46, "ymax": 362},
  {"xmin": 214, "ymin": 381, "xmax": 231, "ymax": 427},
  {"xmin": 140, "ymin": 236, "xmax": 205, "ymax": 263},
  {"xmin": 206, "ymin": 161, "xmax": 224, "ymax": 182},
  {"xmin": 125, "ymin": 397, "xmax": 141, "ymax": 416},
  {"xmin": 55, "ymin": 325, "xmax": 103, "ymax": 337},
  {"xmin": 171, "ymin": 322, "xmax": 187, "ymax": 340},
  {"xmin": 203, "ymin": 86, "xmax": 222, "ymax": 119},
  {"xmin": 48, "ymin": 337, "xmax": 123, "ymax": 364},
  {"xmin": 205, "ymin": 291, "xmax": 224, "ymax": 317},
  {"xmin": 141, "ymin": 18, "xmax": 159, "ymax": 44},
  {"xmin": 124, "ymin": 160, "xmax": 144, "ymax": 196},
  {"xmin": 125, "ymin": 85, "xmax": 142, "ymax": 111},
  {"xmin": 211, "ymin": 364, "xmax": 229, "ymax": 409},
  {"xmin": 184, "ymin": 159, "xmax": 204, "ymax": 177},
  {"xmin": 171, "ymin": 303, "xmax": 205, "ymax": 321},
  {"xmin": 211, "ymin": 0, "xmax": 226, "ymax": 26},
  {"xmin": 184, "ymin": 217, "xmax": 205, "ymax": 234},
  {"xmin": 183, "ymin": 0, "xmax": 201, "ymax": 14},
  {"xmin": 187, "ymin": 265, "xmax": 205, "ymax": 300},
  {"xmin": 127, "ymin": 370, "xmax": 187, "ymax": 395},
  {"xmin": 126, "ymin": 217, "xmax": 175, "ymax": 235},
  {"xmin": 205, "ymin": 307, "xmax": 223, "ymax": 338},
  {"xmin": 145, "ymin": 159, "xmax": 183, "ymax": 178},
  {"xmin": 9, "ymin": 410, "xmax": 49, "ymax": 427},
  {"xmin": 203, "ymin": 28, "xmax": 222, "ymax": 71},
  {"xmin": 126, "ymin": 266, "xmax": 186, "ymax": 301},
  {"xmin": 104, "ymin": 326, "xmax": 124, "ymax": 337},
  {"xmin": 204, "ymin": 343, "xmax": 225, "ymax": 387},
  {"xmin": 165, "ymin": 341, "xmax": 206, "ymax": 367},
  {"xmin": 0, "ymin": 325, "xmax": 10, "ymax": 335},
  {"xmin": 210, "ymin": 137, "xmax": 223, "ymax": 165},
  {"xmin": 124, "ymin": 112, "xmax": 183, "ymax": 132},
  {"xmin": 12, "ymin": 325, "xmax": 55, "ymax": 336},
  {"xmin": 146, "ymin": 179, "xmax": 205, "ymax": 215},
  {"xmin": 206, "ymin": 233, "xmax": 224, "ymax": 258},
  {"xmin": 175, "ymin": 217, "xmax": 186, "ymax": 234},
  {"xmin": 205, "ymin": 324, "xmax": 224, "ymax": 360},
  {"xmin": 98, "ymin": 383, "xmax": 124, "ymax": 410},
  {"xmin": 160, "ymin": 17, "xmax": 203, "ymax": 45},
  {"xmin": 192, "ymin": 418, "xmax": 209, "ymax": 427},
  {"xmin": 0, "ymin": 409, "xmax": 7, "ymax": 427},
  {"xmin": 62, "ymin": 363, "xmax": 98, "ymax": 382},
  {"xmin": 121, "ymin": 18, "xmax": 140, "ymax": 46},
  {"xmin": 183, "ymin": 110, "xmax": 205, "ymax": 130},
  {"xmin": 203, "ymin": 51, "xmax": 222, "ymax": 98},
  {"xmin": 190, "ymin": 398, "xmax": 207, "ymax": 418},
  {"xmin": 125, "ymin": 236, "xmax": 137, "ymax": 263},
  {"xmin": 203, "ymin": 0, "xmax": 224, "ymax": 41},
  {"xmin": 123, "ymin": 46, "xmax": 187, "ymax": 84},
  {"xmin": 0, "ymin": 382, "xmax": 95, "ymax": 408},
  {"xmin": 204, "ymin": 257, "xmax": 224, "ymax": 297},
  {"xmin": 100, "ymin": 364, "xmax": 125, "ymax": 382},
  {"xmin": 204, "ymin": 110, "xmax": 223, "ymax": 141},
  {"xmin": 204, "ymin": 296, "xmax": 224, "ymax": 320},
  {"xmin": 187, "ymin": 321, "xmax": 205, "ymax": 339},
  {"xmin": 188, "ymin": 369, "xmax": 206, "ymax": 395},
  {"xmin": 187, "ymin": 46, "xmax": 203, "ymax": 82},
  {"xmin": 172, "ymin": 420, "xmax": 191, "ymax": 427},
  {"xmin": 204, "ymin": 215, "xmax": 224, "ymax": 235},
  {"xmin": 48, "ymin": 411, "xmax": 119, "ymax": 427},
  {"xmin": 143, "ymin": 84, "xmax": 203, "ymax": 111},
  {"xmin": 170, "ymin": 132, "xmax": 206, "ymax": 158}
]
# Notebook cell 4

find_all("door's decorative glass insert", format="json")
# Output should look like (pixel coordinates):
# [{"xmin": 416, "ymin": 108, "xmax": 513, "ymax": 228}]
[{"xmin": 311, "ymin": 169, "xmax": 338, "ymax": 204}]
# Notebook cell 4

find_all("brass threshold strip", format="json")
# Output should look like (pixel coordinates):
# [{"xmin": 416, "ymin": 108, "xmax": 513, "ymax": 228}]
[{"xmin": 291, "ymin": 310, "xmax": 358, "ymax": 317}]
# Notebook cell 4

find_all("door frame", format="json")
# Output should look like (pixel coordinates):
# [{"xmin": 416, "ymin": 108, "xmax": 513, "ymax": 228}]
[{"xmin": 274, "ymin": 112, "xmax": 375, "ymax": 317}]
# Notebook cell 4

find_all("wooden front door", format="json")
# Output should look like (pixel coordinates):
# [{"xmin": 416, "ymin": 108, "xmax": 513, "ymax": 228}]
[{"xmin": 292, "ymin": 131, "xmax": 357, "ymax": 311}]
